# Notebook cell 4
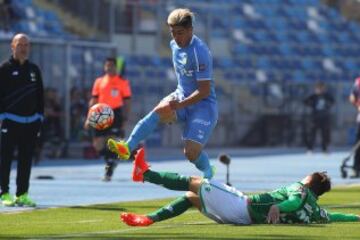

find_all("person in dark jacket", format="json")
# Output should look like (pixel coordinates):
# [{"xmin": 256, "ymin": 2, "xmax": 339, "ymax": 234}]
[
  {"xmin": 304, "ymin": 81, "xmax": 334, "ymax": 153},
  {"xmin": 0, "ymin": 33, "xmax": 44, "ymax": 207},
  {"xmin": 349, "ymin": 77, "xmax": 360, "ymax": 178}
]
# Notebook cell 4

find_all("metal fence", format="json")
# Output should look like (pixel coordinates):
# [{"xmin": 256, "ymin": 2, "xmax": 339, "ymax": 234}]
[{"xmin": 0, "ymin": 38, "xmax": 117, "ymax": 141}]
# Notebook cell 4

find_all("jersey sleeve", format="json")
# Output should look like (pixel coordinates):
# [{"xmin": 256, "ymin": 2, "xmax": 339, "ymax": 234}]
[
  {"xmin": 277, "ymin": 194, "xmax": 303, "ymax": 212},
  {"xmin": 121, "ymin": 79, "xmax": 132, "ymax": 99},
  {"xmin": 328, "ymin": 212, "xmax": 359, "ymax": 222},
  {"xmin": 194, "ymin": 46, "xmax": 212, "ymax": 81},
  {"xmin": 276, "ymin": 183, "xmax": 306, "ymax": 212},
  {"xmin": 91, "ymin": 78, "xmax": 101, "ymax": 97}
]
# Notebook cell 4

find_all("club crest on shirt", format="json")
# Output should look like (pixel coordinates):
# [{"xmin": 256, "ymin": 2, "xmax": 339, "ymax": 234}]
[
  {"xmin": 30, "ymin": 72, "xmax": 37, "ymax": 82},
  {"xmin": 175, "ymin": 52, "xmax": 194, "ymax": 77},
  {"xmin": 178, "ymin": 52, "xmax": 187, "ymax": 65}
]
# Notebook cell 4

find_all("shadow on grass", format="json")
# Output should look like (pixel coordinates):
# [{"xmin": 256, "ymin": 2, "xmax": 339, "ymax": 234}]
[
  {"xmin": 69, "ymin": 205, "xmax": 127, "ymax": 212},
  {"xmin": 324, "ymin": 204, "xmax": 360, "ymax": 210},
  {"xmin": 69, "ymin": 203, "xmax": 167, "ymax": 212}
]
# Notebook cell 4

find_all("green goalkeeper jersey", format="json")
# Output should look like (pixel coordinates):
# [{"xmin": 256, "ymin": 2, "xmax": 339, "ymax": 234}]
[{"xmin": 248, "ymin": 182, "xmax": 358, "ymax": 224}]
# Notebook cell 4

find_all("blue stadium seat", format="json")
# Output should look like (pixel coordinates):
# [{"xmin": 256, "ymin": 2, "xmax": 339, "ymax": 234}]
[
  {"xmin": 234, "ymin": 58, "xmax": 254, "ymax": 68},
  {"xmin": 7, "ymin": 0, "xmax": 67, "ymax": 38},
  {"xmin": 256, "ymin": 58, "xmax": 272, "ymax": 70},
  {"xmin": 215, "ymin": 58, "xmax": 235, "ymax": 69},
  {"xmin": 124, "ymin": 0, "xmax": 360, "ymax": 87},
  {"xmin": 293, "ymin": 71, "xmax": 305, "ymax": 82}
]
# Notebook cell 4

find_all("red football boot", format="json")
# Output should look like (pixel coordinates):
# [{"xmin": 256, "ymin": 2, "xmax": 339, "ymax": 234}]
[
  {"xmin": 120, "ymin": 212, "xmax": 154, "ymax": 227},
  {"xmin": 132, "ymin": 148, "xmax": 150, "ymax": 182}
]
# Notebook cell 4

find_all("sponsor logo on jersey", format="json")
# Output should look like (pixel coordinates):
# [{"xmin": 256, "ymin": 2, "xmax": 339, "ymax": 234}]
[
  {"xmin": 176, "ymin": 52, "xmax": 194, "ymax": 77},
  {"xmin": 12, "ymin": 71, "xmax": 19, "ymax": 76},
  {"xmin": 179, "ymin": 68, "xmax": 194, "ymax": 77},
  {"xmin": 197, "ymin": 129, "xmax": 204, "ymax": 139},
  {"xmin": 193, "ymin": 118, "xmax": 211, "ymax": 126}
]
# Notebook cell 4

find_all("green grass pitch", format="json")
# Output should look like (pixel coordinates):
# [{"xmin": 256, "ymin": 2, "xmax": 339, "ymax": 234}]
[{"xmin": 0, "ymin": 186, "xmax": 359, "ymax": 240}]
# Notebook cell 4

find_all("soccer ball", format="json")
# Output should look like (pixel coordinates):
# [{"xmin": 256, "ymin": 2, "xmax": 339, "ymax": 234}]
[{"xmin": 87, "ymin": 103, "xmax": 114, "ymax": 130}]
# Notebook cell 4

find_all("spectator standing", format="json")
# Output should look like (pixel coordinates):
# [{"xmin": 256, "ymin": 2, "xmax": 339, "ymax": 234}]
[
  {"xmin": 70, "ymin": 87, "xmax": 87, "ymax": 141},
  {"xmin": 349, "ymin": 77, "xmax": 360, "ymax": 178},
  {"xmin": 303, "ymin": 81, "xmax": 334, "ymax": 154},
  {"xmin": 0, "ymin": 0, "xmax": 11, "ymax": 32},
  {"xmin": 43, "ymin": 87, "xmax": 64, "ymax": 158},
  {"xmin": 85, "ymin": 57, "xmax": 132, "ymax": 181},
  {"xmin": 0, "ymin": 33, "xmax": 44, "ymax": 207}
]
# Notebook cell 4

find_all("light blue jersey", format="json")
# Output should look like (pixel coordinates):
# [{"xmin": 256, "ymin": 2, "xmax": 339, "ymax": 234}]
[
  {"xmin": 171, "ymin": 35, "xmax": 216, "ymax": 104},
  {"xmin": 169, "ymin": 35, "xmax": 218, "ymax": 145}
]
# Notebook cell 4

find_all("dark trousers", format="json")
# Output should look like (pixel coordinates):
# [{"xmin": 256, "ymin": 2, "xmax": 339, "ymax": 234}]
[
  {"xmin": 307, "ymin": 116, "xmax": 331, "ymax": 152},
  {"xmin": 353, "ymin": 123, "xmax": 360, "ymax": 172},
  {"xmin": 0, "ymin": 120, "xmax": 40, "ymax": 196}
]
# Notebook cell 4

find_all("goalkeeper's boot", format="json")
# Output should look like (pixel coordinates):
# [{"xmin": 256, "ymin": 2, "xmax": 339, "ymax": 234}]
[
  {"xmin": 1, "ymin": 193, "xmax": 15, "ymax": 207},
  {"xmin": 107, "ymin": 138, "xmax": 131, "ymax": 160},
  {"xmin": 120, "ymin": 212, "xmax": 154, "ymax": 227},
  {"xmin": 15, "ymin": 193, "xmax": 36, "ymax": 207},
  {"xmin": 132, "ymin": 148, "xmax": 150, "ymax": 182}
]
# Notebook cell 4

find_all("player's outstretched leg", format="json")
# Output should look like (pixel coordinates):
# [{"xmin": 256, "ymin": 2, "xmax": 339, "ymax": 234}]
[
  {"xmin": 124, "ymin": 149, "xmax": 200, "ymax": 226},
  {"xmin": 107, "ymin": 111, "xmax": 159, "ymax": 160},
  {"xmin": 132, "ymin": 148, "xmax": 190, "ymax": 191},
  {"xmin": 121, "ymin": 196, "xmax": 193, "ymax": 227},
  {"xmin": 193, "ymin": 151, "xmax": 215, "ymax": 179}
]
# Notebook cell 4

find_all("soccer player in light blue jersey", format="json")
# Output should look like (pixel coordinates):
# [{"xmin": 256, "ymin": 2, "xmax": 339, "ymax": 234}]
[{"xmin": 108, "ymin": 8, "xmax": 218, "ymax": 179}]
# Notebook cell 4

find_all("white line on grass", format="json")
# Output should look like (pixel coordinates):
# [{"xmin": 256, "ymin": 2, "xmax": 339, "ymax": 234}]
[{"xmin": 27, "ymin": 220, "xmax": 214, "ymax": 240}]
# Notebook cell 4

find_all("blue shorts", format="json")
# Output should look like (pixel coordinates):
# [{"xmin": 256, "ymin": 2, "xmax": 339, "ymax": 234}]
[{"xmin": 164, "ymin": 90, "xmax": 218, "ymax": 145}]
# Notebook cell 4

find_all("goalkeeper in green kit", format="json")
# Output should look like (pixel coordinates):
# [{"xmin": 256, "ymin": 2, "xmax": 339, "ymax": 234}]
[{"xmin": 121, "ymin": 148, "xmax": 360, "ymax": 226}]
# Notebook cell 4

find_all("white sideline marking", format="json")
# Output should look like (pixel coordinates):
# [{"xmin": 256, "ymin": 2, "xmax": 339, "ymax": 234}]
[
  {"xmin": 27, "ymin": 220, "xmax": 214, "ymax": 240},
  {"xmin": 23, "ymin": 219, "xmax": 104, "ymax": 225}
]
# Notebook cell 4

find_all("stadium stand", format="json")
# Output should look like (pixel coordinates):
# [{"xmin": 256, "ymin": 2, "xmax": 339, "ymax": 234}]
[
  {"xmin": 2, "ymin": 0, "xmax": 359, "ymax": 83},
  {"xmin": 0, "ymin": 0, "xmax": 67, "ymax": 37},
  {"xmin": 1, "ymin": 0, "xmax": 360, "ymax": 149}
]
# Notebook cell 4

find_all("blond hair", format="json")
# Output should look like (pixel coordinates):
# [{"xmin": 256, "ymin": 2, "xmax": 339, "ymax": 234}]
[{"xmin": 167, "ymin": 8, "xmax": 194, "ymax": 28}]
